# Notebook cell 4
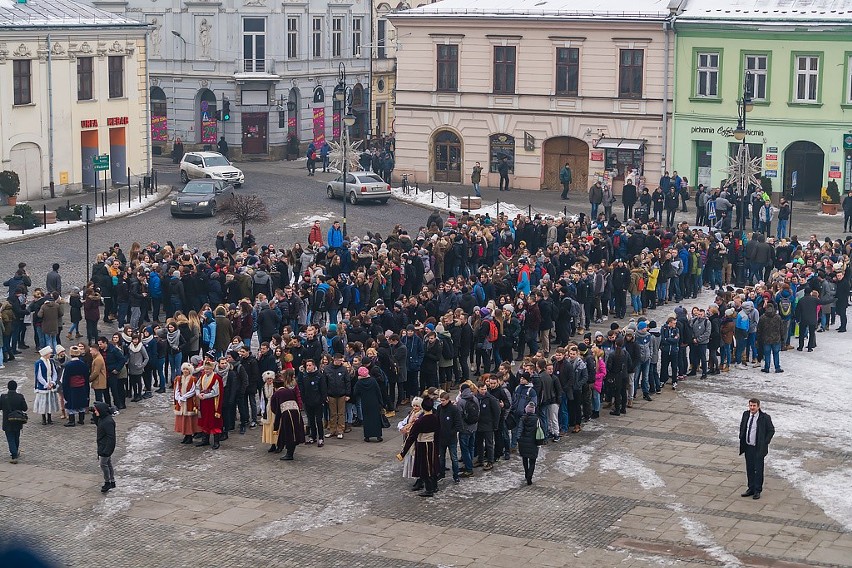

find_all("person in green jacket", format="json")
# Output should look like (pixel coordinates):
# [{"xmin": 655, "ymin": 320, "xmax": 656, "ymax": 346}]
[{"xmin": 559, "ymin": 162, "xmax": 572, "ymax": 200}]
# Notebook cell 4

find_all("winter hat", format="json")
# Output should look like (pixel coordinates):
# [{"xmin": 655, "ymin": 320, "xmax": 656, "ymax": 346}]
[
  {"xmin": 190, "ymin": 355, "xmax": 204, "ymax": 367},
  {"xmin": 594, "ymin": 331, "xmax": 604, "ymax": 340},
  {"xmin": 725, "ymin": 308, "xmax": 735, "ymax": 317},
  {"xmin": 480, "ymin": 307, "xmax": 491, "ymax": 317},
  {"xmin": 637, "ymin": 321, "xmax": 648, "ymax": 331},
  {"xmin": 577, "ymin": 343, "xmax": 589, "ymax": 355},
  {"xmin": 39, "ymin": 346, "xmax": 53, "ymax": 357},
  {"xmin": 610, "ymin": 323, "xmax": 620, "ymax": 331},
  {"xmin": 435, "ymin": 323, "xmax": 445, "ymax": 334},
  {"xmin": 328, "ymin": 323, "xmax": 337, "ymax": 333},
  {"xmin": 503, "ymin": 304, "xmax": 514, "ymax": 313},
  {"xmin": 262, "ymin": 370, "xmax": 276, "ymax": 380},
  {"xmin": 55, "ymin": 345, "xmax": 65, "ymax": 354},
  {"xmin": 357, "ymin": 366, "xmax": 370, "ymax": 378},
  {"xmin": 69, "ymin": 345, "xmax": 81, "ymax": 357},
  {"xmin": 525, "ymin": 401, "xmax": 536, "ymax": 414},
  {"xmin": 649, "ymin": 320, "xmax": 658, "ymax": 329},
  {"xmin": 460, "ymin": 383, "xmax": 471, "ymax": 392},
  {"xmin": 425, "ymin": 323, "xmax": 436, "ymax": 332},
  {"xmin": 411, "ymin": 396, "xmax": 424, "ymax": 407}
]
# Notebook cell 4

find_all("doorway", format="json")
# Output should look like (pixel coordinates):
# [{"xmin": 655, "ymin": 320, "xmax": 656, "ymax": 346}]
[
  {"xmin": 433, "ymin": 130, "xmax": 462, "ymax": 183},
  {"xmin": 783, "ymin": 141, "xmax": 824, "ymax": 200},
  {"xmin": 10, "ymin": 142, "xmax": 43, "ymax": 200},
  {"xmin": 242, "ymin": 113, "xmax": 268, "ymax": 155},
  {"xmin": 542, "ymin": 136, "xmax": 588, "ymax": 192}
]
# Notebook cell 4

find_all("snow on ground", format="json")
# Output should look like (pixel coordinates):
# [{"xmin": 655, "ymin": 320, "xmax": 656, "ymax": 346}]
[
  {"xmin": 669, "ymin": 503, "xmax": 742, "ymax": 568},
  {"xmin": 391, "ymin": 187, "xmax": 576, "ymax": 220},
  {"xmin": 554, "ymin": 436, "xmax": 605, "ymax": 478},
  {"xmin": 0, "ymin": 193, "xmax": 163, "ymax": 244},
  {"xmin": 287, "ymin": 211, "xmax": 336, "ymax": 229},
  {"xmin": 251, "ymin": 497, "xmax": 361, "ymax": 538},
  {"xmin": 770, "ymin": 453, "xmax": 852, "ymax": 532},
  {"xmin": 599, "ymin": 452, "xmax": 666, "ymax": 490}
]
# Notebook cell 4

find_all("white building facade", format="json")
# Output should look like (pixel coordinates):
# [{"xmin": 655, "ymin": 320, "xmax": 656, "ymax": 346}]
[
  {"xmin": 0, "ymin": 0, "xmax": 150, "ymax": 199},
  {"xmin": 92, "ymin": 0, "xmax": 372, "ymax": 160},
  {"xmin": 389, "ymin": 0, "xmax": 675, "ymax": 194}
]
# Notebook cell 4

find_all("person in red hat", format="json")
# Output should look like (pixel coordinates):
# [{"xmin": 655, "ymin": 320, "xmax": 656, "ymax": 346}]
[{"xmin": 195, "ymin": 358, "xmax": 224, "ymax": 449}]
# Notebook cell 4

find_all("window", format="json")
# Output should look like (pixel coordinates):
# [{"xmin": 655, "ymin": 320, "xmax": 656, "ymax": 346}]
[
  {"xmin": 287, "ymin": 17, "xmax": 299, "ymax": 59},
  {"xmin": 493, "ymin": 46, "xmax": 516, "ymax": 95},
  {"xmin": 556, "ymin": 47, "xmax": 579, "ymax": 96},
  {"xmin": 13, "ymin": 59, "xmax": 32, "ymax": 105},
  {"xmin": 436, "ymin": 44, "xmax": 458, "ymax": 92},
  {"xmin": 795, "ymin": 55, "xmax": 819, "ymax": 102},
  {"xmin": 618, "ymin": 49, "xmax": 643, "ymax": 99},
  {"xmin": 489, "ymin": 134, "xmax": 515, "ymax": 173},
  {"xmin": 744, "ymin": 54, "xmax": 768, "ymax": 101},
  {"xmin": 352, "ymin": 18, "xmax": 362, "ymax": 57},
  {"xmin": 377, "ymin": 19, "xmax": 387, "ymax": 59},
  {"xmin": 332, "ymin": 17, "xmax": 343, "ymax": 58},
  {"xmin": 696, "ymin": 52, "xmax": 719, "ymax": 97},
  {"xmin": 243, "ymin": 18, "xmax": 266, "ymax": 72},
  {"xmin": 312, "ymin": 17, "xmax": 323, "ymax": 58},
  {"xmin": 108, "ymin": 56, "xmax": 124, "ymax": 98},
  {"xmin": 77, "ymin": 56, "xmax": 93, "ymax": 101},
  {"xmin": 847, "ymin": 54, "xmax": 852, "ymax": 104}
]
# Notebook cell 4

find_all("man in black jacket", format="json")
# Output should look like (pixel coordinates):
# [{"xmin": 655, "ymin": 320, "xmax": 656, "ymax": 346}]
[
  {"xmin": 94, "ymin": 401, "xmax": 116, "ymax": 493},
  {"xmin": 298, "ymin": 359, "xmax": 327, "ymax": 446},
  {"xmin": 1, "ymin": 380, "xmax": 28, "ymax": 463},
  {"xmin": 474, "ymin": 382, "xmax": 501, "ymax": 470},
  {"xmin": 238, "ymin": 346, "xmax": 260, "ymax": 427},
  {"xmin": 323, "ymin": 353, "xmax": 351, "ymax": 438},
  {"xmin": 738, "ymin": 398, "xmax": 775, "ymax": 499},
  {"xmin": 437, "ymin": 391, "xmax": 463, "ymax": 483},
  {"xmin": 796, "ymin": 290, "xmax": 834, "ymax": 351},
  {"xmin": 226, "ymin": 351, "xmax": 249, "ymax": 435}
]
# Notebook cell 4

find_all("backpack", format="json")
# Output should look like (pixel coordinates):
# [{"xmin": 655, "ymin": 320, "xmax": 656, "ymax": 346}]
[
  {"xmin": 637, "ymin": 276, "xmax": 646, "ymax": 292},
  {"xmin": 612, "ymin": 233, "xmax": 621, "ymax": 249},
  {"xmin": 486, "ymin": 320, "xmax": 499, "ymax": 343},
  {"xmin": 440, "ymin": 335, "xmax": 455, "ymax": 360},
  {"xmin": 735, "ymin": 310, "xmax": 749, "ymax": 331},
  {"xmin": 462, "ymin": 397, "xmax": 480, "ymax": 425},
  {"xmin": 778, "ymin": 295, "xmax": 792, "ymax": 318},
  {"xmin": 313, "ymin": 287, "xmax": 328, "ymax": 312}
]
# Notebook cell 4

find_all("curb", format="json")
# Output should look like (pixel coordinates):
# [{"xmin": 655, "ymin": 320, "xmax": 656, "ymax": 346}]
[
  {"xmin": 0, "ymin": 186, "xmax": 174, "ymax": 245},
  {"xmin": 390, "ymin": 189, "xmax": 569, "ymax": 219}
]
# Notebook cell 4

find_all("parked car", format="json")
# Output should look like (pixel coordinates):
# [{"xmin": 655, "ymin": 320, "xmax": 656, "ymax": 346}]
[
  {"xmin": 179, "ymin": 151, "xmax": 244, "ymax": 186},
  {"xmin": 326, "ymin": 171, "xmax": 391, "ymax": 205},
  {"xmin": 170, "ymin": 179, "xmax": 234, "ymax": 217}
]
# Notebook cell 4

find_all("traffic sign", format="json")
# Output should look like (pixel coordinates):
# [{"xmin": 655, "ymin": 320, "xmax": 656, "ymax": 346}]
[{"xmin": 93, "ymin": 154, "xmax": 110, "ymax": 171}]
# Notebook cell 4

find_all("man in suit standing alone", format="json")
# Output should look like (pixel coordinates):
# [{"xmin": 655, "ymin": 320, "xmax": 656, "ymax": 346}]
[{"xmin": 739, "ymin": 398, "xmax": 775, "ymax": 500}]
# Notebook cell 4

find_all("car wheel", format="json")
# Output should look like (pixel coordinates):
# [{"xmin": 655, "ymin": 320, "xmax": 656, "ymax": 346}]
[
  {"xmin": 180, "ymin": 170, "xmax": 189, "ymax": 183},
  {"xmin": 209, "ymin": 202, "xmax": 217, "ymax": 217},
  {"xmin": 379, "ymin": 198, "xmax": 389, "ymax": 204},
  {"xmin": 349, "ymin": 192, "xmax": 358, "ymax": 205},
  {"xmin": 327, "ymin": 186, "xmax": 336, "ymax": 199}
]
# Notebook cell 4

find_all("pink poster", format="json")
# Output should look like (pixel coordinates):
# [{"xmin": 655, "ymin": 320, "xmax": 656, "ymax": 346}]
[
  {"xmin": 287, "ymin": 116, "xmax": 296, "ymax": 135},
  {"xmin": 333, "ymin": 111, "xmax": 340, "ymax": 140},
  {"xmin": 312, "ymin": 107, "xmax": 325, "ymax": 146}
]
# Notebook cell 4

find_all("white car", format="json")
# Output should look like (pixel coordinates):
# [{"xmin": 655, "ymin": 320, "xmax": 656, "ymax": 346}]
[
  {"xmin": 179, "ymin": 151, "xmax": 244, "ymax": 187},
  {"xmin": 326, "ymin": 171, "xmax": 391, "ymax": 204}
]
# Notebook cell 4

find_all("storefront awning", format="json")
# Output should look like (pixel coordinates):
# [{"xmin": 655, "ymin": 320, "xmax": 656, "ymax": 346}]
[{"xmin": 594, "ymin": 138, "xmax": 645, "ymax": 150}]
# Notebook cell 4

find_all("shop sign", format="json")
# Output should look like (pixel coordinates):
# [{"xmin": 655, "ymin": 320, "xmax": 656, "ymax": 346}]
[
  {"xmin": 590, "ymin": 151, "xmax": 604, "ymax": 161},
  {"xmin": 81, "ymin": 119, "xmax": 98, "ymax": 128},
  {"xmin": 765, "ymin": 154, "xmax": 777, "ymax": 161},
  {"xmin": 690, "ymin": 125, "xmax": 765, "ymax": 138},
  {"xmin": 767, "ymin": 146, "xmax": 778, "ymax": 153},
  {"xmin": 764, "ymin": 170, "xmax": 777, "ymax": 178},
  {"xmin": 844, "ymin": 134, "xmax": 852, "ymax": 151},
  {"xmin": 107, "ymin": 116, "xmax": 129, "ymax": 126},
  {"xmin": 829, "ymin": 164, "xmax": 842, "ymax": 179}
]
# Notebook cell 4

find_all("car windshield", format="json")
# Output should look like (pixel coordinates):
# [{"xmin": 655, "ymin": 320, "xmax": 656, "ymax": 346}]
[
  {"xmin": 203, "ymin": 155, "xmax": 231, "ymax": 167},
  {"xmin": 357, "ymin": 174, "xmax": 385, "ymax": 184},
  {"xmin": 181, "ymin": 182, "xmax": 215, "ymax": 195}
]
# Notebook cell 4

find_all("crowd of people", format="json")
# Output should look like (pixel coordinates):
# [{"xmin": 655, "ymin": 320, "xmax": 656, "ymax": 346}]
[{"xmin": 1, "ymin": 192, "xmax": 850, "ymax": 493}]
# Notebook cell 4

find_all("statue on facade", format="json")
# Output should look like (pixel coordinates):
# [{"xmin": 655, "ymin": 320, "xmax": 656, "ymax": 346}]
[{"xmin": 199, "ymin": 18, "xmax": 212, "ymax": 59}]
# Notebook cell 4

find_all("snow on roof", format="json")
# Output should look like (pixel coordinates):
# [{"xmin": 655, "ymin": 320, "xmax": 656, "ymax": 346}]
[
  {"xmin": 0, "ymin": 0, "xmax": 144, "ymax": 29},
  {"xmin": 395, "ymin": 0, "xmax": 673, "ymax": 20},
  {"xmin": 678, "ymin": 0, "xmax": 852, "ymax": 22}
]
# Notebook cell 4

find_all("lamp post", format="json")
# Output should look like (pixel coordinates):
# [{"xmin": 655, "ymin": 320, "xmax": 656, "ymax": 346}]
[
  {"xmin": 171, "ymin": 30, "xmax": 187, "ymax": 63},
  {"xmin": 336, "ymin": 62, "xmax": 357, "ymax": 238},
  {"xmin": 733, "ymin": 72, "xmax": 753, "ymax": 230}
]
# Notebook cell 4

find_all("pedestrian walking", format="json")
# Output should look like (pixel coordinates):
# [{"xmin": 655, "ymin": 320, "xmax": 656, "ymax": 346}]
[
  {"xmin": 559, "ymin": 162, "xmax": 572, "ymax": 200},
  {"xmin": 1, "ymin": 380, "xmax": 28, "ymax": 464},
  {"xmin": 93, "ymin": 401, "xmax": 116, "ymax": 493},
  {"xmin": 517, "ymin": 401, "xmax": 541, "ymax": 485},
  {"xmin": 738, "ymin": 398, "xmax": 774, "ymax": 500},
  {"xmin": 397, "ymin": 396, "xmax": 441, "ymax": 497}
]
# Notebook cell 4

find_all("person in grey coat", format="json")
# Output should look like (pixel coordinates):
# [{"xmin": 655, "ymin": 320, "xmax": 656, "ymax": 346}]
[
  {"xmin": 126, "ymin": 334, "xmax": 150, "ymax": 402},
  {"xmin": 689, "ymin": 307, "xmax": 711, "ymax": 378}
]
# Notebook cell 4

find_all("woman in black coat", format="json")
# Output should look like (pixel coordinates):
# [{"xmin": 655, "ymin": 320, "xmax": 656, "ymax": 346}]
[
  {"xmin": 353, "ymin": 366, "xmax": 384, "ymax": 442},
  {"xmin": 517, "ymin": 401, "xmax": 540, "ymax": 485}
]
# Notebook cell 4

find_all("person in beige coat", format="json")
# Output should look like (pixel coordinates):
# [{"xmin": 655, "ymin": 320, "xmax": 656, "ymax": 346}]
[
  {"xmin": 38, "ymin": 292, "xmax": 64, "ymax": 351},
  {"xmin": 89, "ymin": 345, "xmax": 108, "ymax": 408}
]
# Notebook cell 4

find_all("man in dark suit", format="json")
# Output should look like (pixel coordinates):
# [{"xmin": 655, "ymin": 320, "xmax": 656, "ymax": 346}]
[
  {"xmin": 739, "ymin": 398, "xmax": 775, "ymax": 499},
  {"xmin": 1, "ymin": 380, "xmax": 28, "ymax": 464}
]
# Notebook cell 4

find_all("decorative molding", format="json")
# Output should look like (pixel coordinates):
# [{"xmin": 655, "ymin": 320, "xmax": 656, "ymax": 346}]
[
  {"xmin": 0, "ymin": 42, "xmax": 8, "ymax": 63},
  {"xmin": 51, "ymin": 42, "xmax": 65, "ymax": 56},
  {"xmin": 244, "ymin": 0, "xmax": 266, "ymax": 5},
  {"xmin": 109, "ymin": 40, "xmax": 124, "ymax": 53},
  {"xmin": 80, "ymin": 42, "xmax": 92, "ymax": 54},
  {"xmin": 151, "ymin": 77, "xmax": 160, "ymax": 86},
  {"xmin": 200, "ymin": 79, "xmax": 210, "ymax": 87},
  {"xmin": 12, "ymin": 43, "xmax": 31, "ymax": 57}
]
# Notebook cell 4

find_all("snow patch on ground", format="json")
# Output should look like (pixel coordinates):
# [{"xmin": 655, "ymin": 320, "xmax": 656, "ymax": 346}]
[
  {"xmin": 599, "ymin": 452, "xmax": 666, "ymax": 490},
  {"xmin": 123, "ymin": 422, "xmax": 167, "ymax": 474},
  {"xmin": 391, "ymin": 187, "xmax": 576, "ymax": 220},
  {"xmin": 251, "ymin": 497, "xmax": 362, "ymax": 538},
  {"xmin": 554, "ymin": 437, "xmax": 603, "ymax": 478},
  {"xmin": 770, "ymin": 454, "xmax": 852, "ymax": 531},
  {"xmin": 442, "ymin": 447, "xmax": 550, "ymax": 498},
  {"xmin": 669, "ymin": 504, "xmax": 742, "ymax": 568},
  {"xmin": 287, "ymin": 212, "xmax": 336, "ymax": 229}
]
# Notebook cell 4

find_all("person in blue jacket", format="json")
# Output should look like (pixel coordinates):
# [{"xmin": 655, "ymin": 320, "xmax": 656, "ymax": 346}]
[
  {"xmin": 327, "ymin": 220, "xmax": 344, "ymax": 253},
  {"xmin": 320, "ymin": 141, "xmax": 331, "ymax": 173}
]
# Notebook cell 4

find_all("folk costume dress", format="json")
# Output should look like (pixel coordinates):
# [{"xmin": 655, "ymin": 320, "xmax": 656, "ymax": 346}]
[
  {"xmin": 271, "ymin": 386, "xmax": 306, "ymax": 448},
  {"xmin": 174, "ymin": 372, "xmax": 201, "ymax": 436},
  {"xmin": 399, "ymin": 412, "xmax": 441, "ymax": 481},
  {"xmin": 260, "ymin": 383, "xmax": 280, "ymax": 445},
  {"xmin": 196, "ymin": 370, "xmax": 224, "ymax": 435},
  {"xmin": 33, "ymin": 355, "xmax": 60, "ymax": 415},
  {"xmin": 61, "ymin": 357, "xmax": 91, "ymax": 415},
  {"xmin": 397, "ymin": 408, "xmax": 423, "ymax": 479}
]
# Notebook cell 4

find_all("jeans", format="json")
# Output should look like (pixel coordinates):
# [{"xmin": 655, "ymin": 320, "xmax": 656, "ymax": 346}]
[
  {"xmin": 130, "ymin": 306, "xmax": 142, "ymax": 329},
  {"xmin": 558, "ymin": 392, "xmax": 570, "ymax": 433},
  {"xmin": 591, "ymin": 202, "xmax": 600, "ymax": 219},
  {"xmin": 168, "ymin": 352, "xmax": 182, "ymax": 383},
  {"xmin": 692, "ymin": 343, "xmax": 708, "ymax": 375},
  {"xmin": 776, "ymin": 219, "xmax": 788, "ymax": 239},
  {"xmin": 440, "ymin": 437, "xmax": 460, "ymax": 480},
  {"xmin": 472, "ymin": 182, "xmax": 481, "ymax": 197},
  {"xmin": 762, "ymin": 343, "xmax": 781, "ymax": 370},
  {"xmin": 152, "ymin": 297, "xmax": 162, "ymax": 321},
  {"xmin": 747, "ymin": 332, "xmax": 758, "ymax": 360},
  {"xmin": 522, "ymin": 457, "xmax": 537, "ymax": 482},
  {"xmin": 44, "ymin": 333, "xmax": 58, "ymax": 352},
  {"xmin": 721, "ymin": 343, "xmax": 732, "ymax": 367},
  {"xmin": 633, "ymin": 359, "xmax": 650, "ymax": 397},
  {"xmin": 499, "ymin": 174, "xmax": 509, "ymax": 191},
  {"xmin": 5, "ymin": 430, "xmax": 20, "ymax": 458},
  {"xmin": 156, "ymin": 357, "xmax": 166, "ymax": 389},
  {"xmin": 86, "ymin": 319, "xmax": 98, "ymax": 344},
  {"xmin": 649, "ymin": 362, "xmax": 660, "ymax": 392},
  {"xmin": 459, "ymin": 431, "xmax": 475, "ymax": 472},
  {"xmin": 657, "ymin": 282, "xmax": 668, "ymax": 304},
  {"xmin": 631, "ymin": 293, "xmax": 642, "ymax": 314},
  {"xmin": 117, "ymin": 303, "xmax": 129, "ymax": 327},
  {"xmin": 99, "ymin": 455, "xmax": 115, "ymax": 483},
  {"xmin": 592, "ymin": 390, "xmax": 601, "ymax": 412}
]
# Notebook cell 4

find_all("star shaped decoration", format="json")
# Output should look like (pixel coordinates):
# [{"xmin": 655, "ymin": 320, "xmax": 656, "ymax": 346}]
[
  {"xmin": 328, "ymin": 134, "xmax": 364, "ymax": 173},
  {"xmin": 722, "ymin": 144, "xmax": 762, "ymax": 190}
]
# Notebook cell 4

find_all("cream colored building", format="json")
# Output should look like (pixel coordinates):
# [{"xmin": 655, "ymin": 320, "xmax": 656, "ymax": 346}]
[
  {"xmin": 0, "ymin": 0, "xmax": 149, "ymax": 199},
  {"xmin": 388, "ymin": 0, "xmax": 676, "ymax": 193}
]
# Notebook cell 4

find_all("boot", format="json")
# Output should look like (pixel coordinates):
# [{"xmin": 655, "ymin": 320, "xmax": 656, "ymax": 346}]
[
  {"xmin": 41, "ymin": 414, "xmax": 47, "ymax": 425},
  {"xmin": 46, "ymin": 414, "xmax": 53, "ymax": 425},
  {"xmin": 410, "ymin": 479, "xmax": 424, "ymax": 491},
  {"xmin": 212, "ymin": 434, "xmax": 220, "ymax": 449},
  {"xmin": 195, "ymin": 434, "xmax": 210, "ymax": 447},
  {"xmin": 220, "ymin": 431, "xmax": 229, "ymax": 441},
  {"xmin": 268, "ymin": 444, "xmax": 277, "ymax": 453},
  {"xmin": 64, "ymin": 415, "xmax": 76, "ymax": 427},
  {"xmin": 78, "ymin": 412, "xmax": 86, "ymax": 425}
]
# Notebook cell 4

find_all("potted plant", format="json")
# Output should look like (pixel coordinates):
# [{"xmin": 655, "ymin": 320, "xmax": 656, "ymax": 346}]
[
  {"xmin": 0, "ymin": 170, "xmax": 20, "ymax": 206},
  {"xmin": 822, "ymin": 180, "xmax": 840, "ymax": 215},
  {"xmin": 3, "ymin": 204, "xmax": 41, "ymax": 230},
  {"xmin": 56, "ymin": 204, "xmax": 83, "ymax": 221},
  {"xmin": 286, "ymin": 134, "xmax": 300, "ymax": 160}
]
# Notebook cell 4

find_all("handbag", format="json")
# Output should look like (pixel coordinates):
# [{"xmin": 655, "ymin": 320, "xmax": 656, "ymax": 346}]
[
  {"xmin": 505, "ymin": 412, "xmax": 518, "ymax": 430},
  {"xmin": 534, "ymin": 422, "xmax": 545, "ymax": 445},
  {"xmin": 380, "ymin": 414, "xmax": 390, "ymax": 429},
  {"xmin": 7, "ymin": 409, "xmax": 28, "ymax": 424}
]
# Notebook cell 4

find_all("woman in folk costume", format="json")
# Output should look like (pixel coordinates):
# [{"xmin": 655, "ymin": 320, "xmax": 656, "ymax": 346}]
[
  {"xmin": 397, "ymin": 396, "xmax": 423, "ymax": 484},
  {"xmin": 397, "ymin": 396, "xmax": 441, "ymax": 497},
  {"xmin": 259, "ymin": 370, "xmax": 279, "ymax": 453},
  {"xmin": 271, "ymin": 369, "xmax": 305, "ymax": 461},
  {"xmin": 61, "ymin": 346, "xmax": 90, "ymax": 427},
  {"xmin": 195, "ymin": 358, "xmax": 224, "ymax": 449},
  {"xmin": 33, "ymin": 346, "xmax": 60, "ymax": 425},
  {"xmin": 174, "ymin": 362, "xmax": 200, "ymax": 444}
]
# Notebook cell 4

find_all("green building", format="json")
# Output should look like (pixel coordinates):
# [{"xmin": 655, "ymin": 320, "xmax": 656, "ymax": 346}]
[{"xmin": 671, "ymin": 0, "xmax": 852, "ymax": 201}]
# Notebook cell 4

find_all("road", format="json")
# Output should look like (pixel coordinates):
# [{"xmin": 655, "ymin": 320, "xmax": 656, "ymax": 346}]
[{"xmin": 0, "ymin": 160, "xmax": 429, "ymax": 290}]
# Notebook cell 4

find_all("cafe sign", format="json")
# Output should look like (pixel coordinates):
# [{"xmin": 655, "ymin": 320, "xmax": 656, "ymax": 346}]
[{"xmin": 691, "ymin": 125, "xmax": 765, "ymax": 138}]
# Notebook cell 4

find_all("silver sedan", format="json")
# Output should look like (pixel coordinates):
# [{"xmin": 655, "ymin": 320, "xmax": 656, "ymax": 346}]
[
  {"xmin": 170, "ymin": 179, "xmax": 234, "ymax": 217},
  {"xmin": 326, "ymin": 171, "xmax": 391, "ymax": 205}
]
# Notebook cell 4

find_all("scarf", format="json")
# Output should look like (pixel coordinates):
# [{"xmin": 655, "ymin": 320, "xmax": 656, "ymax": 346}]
[
  {"xmin": 128, "ymin": 341, "xmax": 144, "ymax": 354},
  {"xmin": 166, "ymin": 329, "xmax": 181, "ymax": 351},
  {"xmin": 121, "ymin": 331, "xmax": 133, "ymax": 344}
]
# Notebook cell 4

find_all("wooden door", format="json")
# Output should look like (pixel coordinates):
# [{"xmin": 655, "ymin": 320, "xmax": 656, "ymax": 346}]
[
  {"xmin": 434, "ymin": 131, "xmax": 462, "ymax": 183},
  {"xmin": 542, "ymin": 137, "xmax": 588, "ymax": 193},
  {"xmin": 242, "ymin": 113, "xmax": 268, "ymax": 155}
]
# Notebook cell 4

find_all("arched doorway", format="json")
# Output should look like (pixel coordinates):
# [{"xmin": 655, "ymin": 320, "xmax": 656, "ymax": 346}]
[
  {"xmin": 150, "ymin": 87, "xmax": 167, "ymax": 155},
  {"xmin": 351, "ymin": 83, "xmax": 367, "ymax": 141},
  {"xmin": 197, "ymin": 88, "xmax": 217, "ymax": 147},
  {"xmin": 433, "ymin": 129, "xmax": 462, "ymax": 183},
  {"xmin": 288, "ymin": 87, "xmax": 300, "ymax": 138},
  {"xmin": 9, "ymin": 142, "xmax": 43, "ymax": 200},
  {"xmin": 783, "ymin": 141, "xmax": 824, "ymax": 200},
  {"xmin": 542, "ymin": 136, "xmax": 589, "ymax": 192}
]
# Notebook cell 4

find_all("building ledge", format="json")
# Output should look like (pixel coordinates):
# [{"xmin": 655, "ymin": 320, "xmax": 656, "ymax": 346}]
[
  {"xmin": 688, "ymin": 96, "xmax": 722, "ymax": 103},
  {"xmin": 234, "ymin": 72, "xmax": 280, "ymax": 81},
  {"xmin": 787, "ymin": 101, "xmax": 823, "ymax": 108}
]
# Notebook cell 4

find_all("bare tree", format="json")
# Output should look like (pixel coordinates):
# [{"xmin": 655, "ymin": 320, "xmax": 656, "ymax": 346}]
[{"xmin": 220, "ymin": 193, "xmax": 270, "ymax": 240}]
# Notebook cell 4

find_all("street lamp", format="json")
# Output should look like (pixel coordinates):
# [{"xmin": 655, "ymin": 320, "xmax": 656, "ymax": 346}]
[
  {"xmin": 171, "ymin": 30, "xmax": 187, "ymax": 62},
  {"xmin": 337, "ymin": 62, "xmax": 357, "ymax": 238},
  {"xmin": 734, "ymin": 71, "xmax": 753, "ymax": 228}
]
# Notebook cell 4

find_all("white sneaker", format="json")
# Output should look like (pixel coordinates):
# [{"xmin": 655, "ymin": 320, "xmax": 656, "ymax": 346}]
[
  {"xmin": 602, "ymin": 316, "xmax": 608, "ymax": 321},
  {"xmin": 336, "ymin": 433, "xmax": 343, "ymax": 439},
  {"xmin": 0, "ymin": 365, "xmax": 5, "ymax": 369}
]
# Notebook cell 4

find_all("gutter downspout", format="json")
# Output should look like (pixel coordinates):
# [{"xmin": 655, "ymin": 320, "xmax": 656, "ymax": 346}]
[
  {"xmin": 368, "ymin": 0, "xmax": 373, "ymax": 141},
  {"xmin": 47, "ymin": 34, "xmax": 55, "ymax": 198},
  {"xmin": 144, "ymin": 31, "xmax": 152, "ymax": 176},
  {"xmin": 661, "ymin": 19, "xmax": 670, "ymax": 177}
]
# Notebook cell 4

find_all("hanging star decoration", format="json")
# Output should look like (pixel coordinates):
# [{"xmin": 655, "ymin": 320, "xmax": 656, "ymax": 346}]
[
  {"xmin": 328, "ymin": 135, "xmax": 364, "ymax": 173},
  {"xmin": 723, "ymin": 144, "xmax": 762, "ymax": 190}
]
